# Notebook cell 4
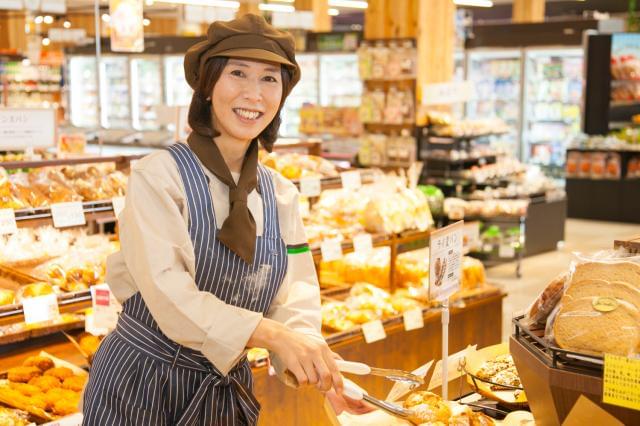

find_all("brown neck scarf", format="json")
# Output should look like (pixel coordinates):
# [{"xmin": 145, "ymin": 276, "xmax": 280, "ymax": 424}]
[{"xmin": 187, "ymin": 131, "xmax": 259, "ymax": 264}]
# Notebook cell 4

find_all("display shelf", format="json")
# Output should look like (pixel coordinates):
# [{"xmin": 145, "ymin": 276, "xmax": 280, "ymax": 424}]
[
  {"xmin": 0, "ymin": 154, "xmax": 144, "ymax": 171},
  {"xmin": 422, "ymin": 154, "xmax": 498, "ymax": 166},
  {"xmin": 13, "ymin": 201, "xmax": 117, "ymax": 229},
  {"xmin": 0, "ymin": 290, "xmax": 91, "ymax": 326},
  {"xmin": 292, "ymin": 168, "xmax": 377, "ymax": 193}
]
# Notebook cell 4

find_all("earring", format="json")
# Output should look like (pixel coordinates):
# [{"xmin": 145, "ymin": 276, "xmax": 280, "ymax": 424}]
[{"xmin": 206, "ymin": 97, "xmax": 211, "ymax": 101}]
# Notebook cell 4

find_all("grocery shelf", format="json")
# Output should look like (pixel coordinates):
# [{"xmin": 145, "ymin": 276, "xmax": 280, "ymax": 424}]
[
  {"xmin": 0, "ymin": 290, "xmax": 92, "ymax": 326},
  {"xmin": 0, "ymin": 154, "xmax": 145, "ymax": 170},
  {"xmin": 14, "ymin": 201, "xmax": 117, "ymax": 229}
]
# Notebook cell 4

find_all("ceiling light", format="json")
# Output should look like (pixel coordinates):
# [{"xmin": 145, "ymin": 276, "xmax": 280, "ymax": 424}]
[
  {"xmin": 328, "ymin": 8, "xmax": 339, "ymax": 16},
  {"xmin": 42, "ymin": 37, "xmax": 51, "ymax": 46},
  {"xmin": 154, "ymin": 0, "xmax": 239, "ymax": 7},
  {"xmin": 145, "ymin": 0, "xmax": 154, "ymax": 4},
  {"xmin": 101, "ymin": 13, "xmax": 111, "ymax": 22},
  {"xmin": 328, "ymin": 0, "xmax": 367, "ymax": 8},
  {"xmin": 453, "ymin": 0, "xmax": 493, "ymax": 7},
  {"xmin": 259, "ymin": 3, "xmax": 294, "ymax": 12},
  {"xmin": 63, "ymin": 20, "xmax": 71, "ymax": 28},
  {"xmin": 143, "ymin": 18, "xmax": 151, "ymax": 26},
  {"xmin": 43, "ymin": 15, "xmax": 53, "ymax": 24},
  {"xmin": 34, "ymin": 16, "xmax": 44, "ymax": 24}
]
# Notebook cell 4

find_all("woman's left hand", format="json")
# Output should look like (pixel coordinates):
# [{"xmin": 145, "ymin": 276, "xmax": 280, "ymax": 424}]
[{"xmin": 324, "ymin": 388, "xmax": 375, "ymax": 415}]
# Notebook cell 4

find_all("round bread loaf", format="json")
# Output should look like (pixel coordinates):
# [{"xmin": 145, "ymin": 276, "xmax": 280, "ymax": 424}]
[
  {"xmin": 570, "ymin": 262, "xmax": 640, "ymax": 290},
  {"xmin": 564, "ymin": 279, "xmax": 640, "ymax": 310}
]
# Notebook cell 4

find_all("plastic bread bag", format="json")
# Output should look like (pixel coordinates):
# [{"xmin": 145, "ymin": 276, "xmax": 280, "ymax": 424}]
[
  {"xmin": 543, "ymin": 250, "xmax": 640, "ymax": 357},
  {"xmin": 523, "ymin": 272, "xmax": 567, "ymax": 328}
]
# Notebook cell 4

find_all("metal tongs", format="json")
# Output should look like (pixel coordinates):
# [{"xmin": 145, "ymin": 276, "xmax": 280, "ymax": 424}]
[
  {"xmin": 336, "ymin": 360, "xmax": 423, "ymax": 388},
  {"xmin": 341, "ymin": 380, "xmax": 419, "ymax": 424}
]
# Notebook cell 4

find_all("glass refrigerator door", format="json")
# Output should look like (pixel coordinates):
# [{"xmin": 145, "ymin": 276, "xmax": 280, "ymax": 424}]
[
  {"xmin": 164, "ymin": 55, "xmax": 192, "ymax": 107},
  {"xmin": 466, "ymin": 50, "xmax": 523, "ymax": 157},
  {"xmin": 280, "ymin": 53, "xmax": 319, "ymax": 137},
  {"xmin": 522, "ymin": 48, "xmax": 583, "ymax": 176},
  {"xmin": 131, "ymin": 56, "xmax": 163, "ymax": 130},
  {"xmin": 452, "ymin": 50, "xmax": 466, "ymax": 120},
  {"xmin": 319, "ymin": 53, "xmax": 361, "ymax": 107},
  {"xmin": 68, "ymin": 56, "xmax": 98, "ymax": 128},
  {"xmin": 100, "ymin": 56, "xmax": 130, "ymax": 129}
]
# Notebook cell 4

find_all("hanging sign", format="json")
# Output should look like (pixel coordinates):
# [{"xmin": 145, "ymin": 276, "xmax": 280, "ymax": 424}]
[
  {"xmin": 109, "ymin": 0, "xmax": 144, "ymax": 52},
  {"xmin": 429, "ymin": 221, "xmax": 464, "ymax": 301},
  {"xmin": 0, "ymin": 108, "xmax": 56, "ymax": 150}
]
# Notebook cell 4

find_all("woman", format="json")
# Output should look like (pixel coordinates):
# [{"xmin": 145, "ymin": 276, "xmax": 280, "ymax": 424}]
[{"xmin": 82, "ymin": 14, "xmax": 361, "ymax": 425}]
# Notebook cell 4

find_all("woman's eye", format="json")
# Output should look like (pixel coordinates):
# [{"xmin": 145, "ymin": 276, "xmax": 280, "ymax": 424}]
[
  {"xmin": 230, "ymin": 70, "xmax": 245, "ymax": 77},
  {"xmin": 262, "ymin": 76, "xmax": 278, "ymax": 83}
]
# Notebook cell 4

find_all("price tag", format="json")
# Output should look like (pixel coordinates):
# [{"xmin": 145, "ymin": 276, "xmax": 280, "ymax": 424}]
[
  {"xmin": 299, "ymin": 177, "xmax": 321, "ymax": 197},
  {"xmin": 361, "ymin": 319, "xmax": 386, "ymax": 343},
  {"xmin": 499, "ymin": 243, "xmax": 515, "ymax": 259},
  {"xmin": 111, "ymin": 196, "xmax": 126, "ymax": 219},
  {"xmin": 321, "ymin": 239, "xmax": 343, "ymax": 262},
  {"xmin": 51, "ymin": 202, "xmax": 86, "ymax": 228},
  {"xmin": 298, "ymin": 198, "xmax": 310, "ymax": 219},
  {"xmin": 429, "ymin": 221, "xmax": 464, "ymax": 301},
  {"xmin": 403, "ymin": 308, "xmax": 424, "ymax": 331},
  {"xmin": 353, "ymin": 233, "xmax": 373, "ymax": 254},
  {"xmin": 90, "ymin": 284, "xmax": 121, "ymax": 332},
  {"xmin": 0, "ymin": 208, "xmax": 17, "ymax": 235},
  {"xmin": 340, "ymin": 170, "xmax": 362, "ymax": 190},
  {"xmin": 23, "ymin": 293, "xmax": 59, "ymax": 325},
  {"xmin": 603, "ymin": 353, "xmax": 640, "ymax": 410},
  {"xmin": 462, "ymin": 221, "xmax": 480, "ymax": 253}
]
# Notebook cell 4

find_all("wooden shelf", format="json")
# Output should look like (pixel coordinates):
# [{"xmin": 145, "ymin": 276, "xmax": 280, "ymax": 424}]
[
  {"xmin": 0, "ymin": 154, "xmax": 144, "ymax": 170},
  {"xmin": 13, "ymin": 201, "xmax": 117, "ymax": 229}
]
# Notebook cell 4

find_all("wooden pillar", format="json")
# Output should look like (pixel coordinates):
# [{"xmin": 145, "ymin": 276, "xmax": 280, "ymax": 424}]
[
  {"xmin": 295, "ymin": 0, "xmax": 331, "ymax": 32},
  {"xmin": 364, "ymin": 0, "xmax": 386, "ymax": 39},
  {"xmin": 415, "ymin": 0, "xmax": 455, "ymax": 102},
  {"xmin": 0, "ymin": 12, "xmax": 28, "ymax": 53},
  {"xmin": 512, "ymin": 0, "xmax": 545, "ymax": 23},
  {"xmin": 237, "ymin": 1, "xmax": 260, "ymax": 17},
  {"xmin": 385, "ymin": 0, "xmax": 416, "ymax": 38}
]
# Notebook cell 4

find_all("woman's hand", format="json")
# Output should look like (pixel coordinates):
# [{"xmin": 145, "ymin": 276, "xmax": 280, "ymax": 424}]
[
  {"xmin": 248, "ymin": 318, "xmax": 343, "ymax": 393},
  {"xmin": 324, "ymin": 388, "xmax": 375, "ymax": 415}
]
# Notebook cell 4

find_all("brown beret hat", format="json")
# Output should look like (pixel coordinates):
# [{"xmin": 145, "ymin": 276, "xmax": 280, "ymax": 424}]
[{"xmin": 184, "ymin": 13, "xmax": 300, "ymax": 92}]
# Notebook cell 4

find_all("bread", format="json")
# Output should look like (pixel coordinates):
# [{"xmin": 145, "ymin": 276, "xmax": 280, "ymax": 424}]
[
  {"xmin": 23, "ymin": 355, "xmax": 55, "ymax": 372},
  {"xmin": 19, "ymin": 282, "xmax": 54, "ymax": 299},
  {"xmin": 570, "ymin": 262, "xmax": 640, "ymax": 290},
  {"xmin": 564, "ymin": 279, "xmax": 640, "ymax": 309},
  {"xmin": 526, "ymin": 273, "xmax": 566, "ymax": 325},
  {"xmin": 0, "ymin": 288, "xmax": 14, "ymax": 306},
  {"xmin": 404, "ymin": 391, "xmax": 451, "ymax": 424}
]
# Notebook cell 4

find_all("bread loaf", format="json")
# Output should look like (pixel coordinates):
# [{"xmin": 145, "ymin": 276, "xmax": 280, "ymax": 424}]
[
  {"xmin": 564, "ymin": 279, "xmax": 640, "ymax": 309},
  {"xmin": 570, "ymin": 261, "xmax": 640, "ymax": 290}
]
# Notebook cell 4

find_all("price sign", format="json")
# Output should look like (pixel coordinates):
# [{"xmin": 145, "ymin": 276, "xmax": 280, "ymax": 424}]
[
  {"xmin": 111, "ymin": 196, "xmax": 126, "ymax": 219},
  {"xmin": 90, "ymin": 284, "xmax": 121, "ymax": 332},
  {"xmin": 23, "ymin": 293, "xmax": 59, "ymax": 325},
  {"xmin": 462, "ymin": 221, "xmax": 480, "ymax": 253},
  {"xmin": 353, "ymin": 233, "xmax": 373, "ymax": 254},
  {"xmin": 299, "ymin": 177, "xmax": 322, "ymax": 197},
  {"xmin": 298, "ymin": 198, "xmax": 310, "ymax": 219},
  {"xmin": 499, "ymin": 243, "xmax": 515, "ymax": 259},
  {"xmin": 51, "ymin": 202, "xmax": 86, "ymax": 228},
  {"xmin": 403, "ymin": 308, "xmax": 424, "ymax": 331},
  {"xmin": 603, "ymin": 353, "xmax": 640, "ymax": 410},
  {"xmin": 361, "ymin": 319, "xmax": 386, "ymax": 343},
  {"xmin": 321, "ymin": 239, "xmax": 343, "ymax": 262},
  {"xmin": 0, "ymin": 108, "xmax": 56, "ymax": 150},
  {"xmin": 340, "ymin": 170, "xmax": 362, "ymax": 190},
  {"xmin": 0, "ymin": 208, "xmax": 17, "ymax": 235},
  {"xmin": 427, "ymin": 345, "xmax": 475, "ymax": 391},
  {"xmin": 429, "ymin": 221, "xmax": 464, "ymax": 301},
  {"xmin": 422, "ymin": 81, "xmax": 476, "ymax": 106}
]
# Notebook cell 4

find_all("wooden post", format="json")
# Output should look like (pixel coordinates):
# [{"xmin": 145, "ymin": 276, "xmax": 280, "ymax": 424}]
[
  {"xmin": 512, "ymin": 0, "xmax": 545, "ymax": 23},
  {"xmin": 295, "ymin": 0, "xmax": 331, "ymax": 32},
  {"xmin": 237, "ymin": 1, "xmax": 260, "ymax": 17},
  {"xmin": 364, "ymin": 0, "xmax": 386, "ymax": 39},
  {"xmin": 0, "ymin": 12, "xmax": 28, "ymax": 53},
  {"xmin": 385, "ymin": 0, "xmax": 416, "ymax": 39}
]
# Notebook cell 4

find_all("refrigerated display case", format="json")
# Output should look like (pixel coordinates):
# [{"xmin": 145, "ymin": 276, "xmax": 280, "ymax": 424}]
[
  {"xmin": 522, "ymin": 48, "xmax": 582, "ymax": 175},
  {"xmin": 280, "ymin": 53, "xmax": 319, "ymax": 137},
  {"xmin": 466, "ymin": 50, "xmax": 522, "ymax": 157},
  {"xmin": 452, "ymin": 50, "xmax": 466, "ymax": 120},
  {"xmin": 99, "ymin": 56, "xmax": 130, "ymax": 129},
  {"xmin": 131, "ymin": 56, "xmax": 163, "ymax": 131},
  {"xmin": 164, "ymin": 55, "xmax": 191, "ymax": 107},
  {"xmin": 319, "ymin": 53, "xmax": 361, "ymax": 107},
  {"xmin": 68, "ymin": 56, "xmax": 99, "ymax": 128}
]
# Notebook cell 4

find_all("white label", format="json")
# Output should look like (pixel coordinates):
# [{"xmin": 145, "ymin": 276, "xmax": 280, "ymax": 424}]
[
  {"xmin": 463, "ymin": 221, "xmax": 480, "ymax": 253},
  {"xmin": 321, "ymin": 239, "xmax": 343, "ymax": 262},
  {"xmin": 298, "ymin": 198, "xmax": 310, "ymax": 219},
  {"xmin": 299, "ymin": 177, "xmax": 321, "ymax": 197},
  {"xmin": 51, "ymin": 202, "xmax": 86, "ymax": 228},
  {"xmin": 41, "ymin": 0, "xmax": 67, "ymax": 13},
  {"xmin": 403, "ymin": 308, "xmax": 424, "ymax": 331},
  {"xmin": 84, "ymin": 311, "xmax": 109, "ymax": 336},
  {"xmin": 23, "ymin": 293, "xmax": 59, "ymax": 325},
  {"xmin": 422, "ymin": 80, "xmax": 477, "ymax": 106},
  {"xmin": 429, "ymin": 221, "xmax": 464, "ymax": 301},
  {"xmin": 48, "ymin": 28, "xmax": 86, "ymax": 43},
  {"xmin": 499, "ymin": 243, "xmax": 515, "ymax": 259},
  {"xmin": 0, "ymin": 108, "xmax": 56, "ymax": 150},
  {"xmin": 111, "ymin": 196, "xmax": 126, "ymax": 219},
  {"xmin": 42, "ymin": 412, "xmax": 83, "ymax": 426},
  {"xmin": 90, "ymin": 284, "xmax": 121, "ymax": 333},
  {"xmin": 361, "ymin": 319, "xmax": 386, "ymax": 343},
  {"xmin": 0, "ymin": 0, "xmax": 23, "ymax": 10},
  {"xmin": 340, "ymin": 170, "xmax": 362, "ymax": 190},
  {"xmin": 0, "ymin": 208, "xmax": 17, "ymax": 235},
  {"xmin": 353, "ymin": 233, "xmax": 373, "ymax": 255}
]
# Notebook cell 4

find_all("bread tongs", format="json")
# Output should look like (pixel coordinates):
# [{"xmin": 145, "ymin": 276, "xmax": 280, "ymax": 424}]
[
  {"xmin": 336, "ymin": 360, "xmax": 423, "ymax": 388},
  {"xmin": 342, "ymin": 380, "xmax": 418, "ymax": 424}
]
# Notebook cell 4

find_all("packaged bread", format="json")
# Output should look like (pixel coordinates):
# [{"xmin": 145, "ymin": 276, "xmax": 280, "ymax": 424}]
[{"xmin": 525, "ymin": 273, "xmax": 566, "ymax": 326}]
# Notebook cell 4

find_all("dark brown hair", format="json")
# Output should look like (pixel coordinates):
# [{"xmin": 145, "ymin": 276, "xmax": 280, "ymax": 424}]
[{"xmin": 187, "ymin": 56, "xmax": 293, "ymax": 152}]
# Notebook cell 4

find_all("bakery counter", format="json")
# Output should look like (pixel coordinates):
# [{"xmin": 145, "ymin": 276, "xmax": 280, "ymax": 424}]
[{"xmin": 254, "ymin": 290, "xmax": 505, "ymax": 425}]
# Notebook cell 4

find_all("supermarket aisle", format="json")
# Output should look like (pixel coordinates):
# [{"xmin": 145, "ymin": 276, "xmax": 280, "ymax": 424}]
[{"xmin": 487, "ymin": 219, "xmax": 640, "ymax": 342}]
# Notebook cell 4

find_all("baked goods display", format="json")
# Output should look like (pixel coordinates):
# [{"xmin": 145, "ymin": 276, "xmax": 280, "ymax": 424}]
[
  {"xmin": 444, "ymin": 198, "xmax": 529, "ymax": 219},
  {"xmin": 402, "ymin": 391, "xmax": 495, "ymax": 425},
  {"xmin": 429, "ymin": 118, "xmax": 510, "ymax": 139},
  {"xmin": 0, "ymin": 405, "xmax": 30, "ymax": 426},
  {"xmin": 524, "ymin": 273, "xmax": 566, "ymax": 327},
  {"xmin": 259, "ymin": 152, "xmax": 339, "ymax": 180},
  {"xmin": 298, "ymin": 106, "xmax": 362, "ymax": 136},
  {"xmin": 0, "ymin": 313, "xmax": 85, "ymax": 344},
  {"xmin": 322, "ymin": 247, "xmax": 391, "ymax": 288},
  {"xmin": 0, "ymin": 354, "xmax": 86, "ymax": 420}
]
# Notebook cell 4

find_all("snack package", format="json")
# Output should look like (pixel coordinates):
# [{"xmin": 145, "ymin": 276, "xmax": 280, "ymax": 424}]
[
  {"xmin": 605, "ymin": 153, "xmax": 621, "ymax": 179},
  {"xmin": 544, "ymin": 250, "xmax": 640, "ymax": 357},
  {"xmin": 565, "ymin": 152, "xmax": 580, "ymax": 177}
]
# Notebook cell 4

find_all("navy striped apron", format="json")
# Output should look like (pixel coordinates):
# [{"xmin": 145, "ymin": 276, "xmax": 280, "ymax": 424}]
[{"xmin": 82, "ymin": 143, "xmax": 288, "ymax": 425}]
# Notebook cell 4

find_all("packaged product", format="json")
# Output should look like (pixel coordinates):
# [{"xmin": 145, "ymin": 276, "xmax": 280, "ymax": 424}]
[
  {"xmin": 384, "ymin": 87, "xmax": 404, "ymax": 124},
  {"xmin": 371, "ymin": 42, "xmax": 389, "ymax": 80},
  {"xmin": 385, "ymin": 41, "xmax": 402, "ymax": 79},
  {"xmin": 628, "ymin": 156, "xmax": 640, "ymax": 178},
  {"xmin": 589, "ymin": 152, "xmax": 606, "ymax": 179},
  {"xmin": 357, "ymin": 41, "xmax": 372, "ymax": 80},
  {"xmin": 565, "ymin": 152, "xmax": 580, "ymax": 177},
  {"xmin": 577, "ymin": 152, "xmax": 591, "ymax": 178},
  {"xmin": 524, "ymin": 273, "xmax": 566, "ymax": 327},
  {"xmin": 605, "ymin": 153, "xmax": 621, "ymax": 179}
]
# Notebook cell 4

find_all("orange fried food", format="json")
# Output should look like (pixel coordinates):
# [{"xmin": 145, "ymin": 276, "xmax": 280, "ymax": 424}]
[
  {"xmin": 44, "ymin": 388, "xmax": 77, "ymax": 407},
  {"xmin": 79, "ymin": 334, "xmax": 101, "ymax": 356},
  {"xmin": 53, "ymin": 398, "xmax": 80, "ymax": 416},
  {"xmin": 8, "ymin": 382, "xmax": 41, "ymax": 396},
  {"xmin": 7, "ymin": 366, "xmax": 41, "ymax": 383},
  {"xmin": 62, "ymin": 376, "xmax": 86, "ymax": 392},
  {"xmin": 29, "ymin": 375, "xmax": 61, "ymax": 392},
  {"xmin": 23, "ymin": 355, "xmax": 55, "ymax": 372},
  {"xmin": 27, "ymin": 392, "xmax": 49, "ymax": 411},
  {"xmin": 44, "ymin": 367, "xmax": 73, "ymax": 381}
]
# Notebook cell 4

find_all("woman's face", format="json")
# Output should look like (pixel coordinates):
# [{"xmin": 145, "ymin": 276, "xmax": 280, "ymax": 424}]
[{"xmin": 211, "ymin": 58, "xmax": 283, "ymax": 143}]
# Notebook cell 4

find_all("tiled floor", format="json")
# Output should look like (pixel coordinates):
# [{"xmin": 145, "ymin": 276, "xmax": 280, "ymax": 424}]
[{"xmin": 486, "ymin": 219, "xmax": 640, "ymax": 342}]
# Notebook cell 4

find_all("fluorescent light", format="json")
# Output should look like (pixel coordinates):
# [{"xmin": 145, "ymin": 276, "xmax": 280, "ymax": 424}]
[
  {"xmin": 328, "ymin": 8, "xmax": 339, "ymax": 16},
  {"xmin": 154, "ymin": 0, "xmax": 239, "ymax": 7},
  {"xmin": 42, "ymin": 37, "xmax": 51, "ymax": 46},
  {"xmin": 259, "ymin": 3, "xmax": 294, "ymax": 12},
  {"xmin": 63, "ymin": 20, "xmax": 71, "ymax": 28},
  {"xmin": 453, "ymin": 0, "xmax": 493, "ymax": 7},
  {"xmin": 43, "ymin": 15, "xmax": 53, "ymax": 24},
  {"xmin": 328, "ymin": 0, "xmax": 367, "ymax": 8}
]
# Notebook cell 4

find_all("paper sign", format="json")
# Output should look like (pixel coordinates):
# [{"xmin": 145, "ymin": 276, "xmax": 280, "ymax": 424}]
[
  {"xmin": 353, "ymin": 233, "xmax": 373, "ymax": 255},
  {"xmin": 42, "ymin": 413, "xmax": 83, "ymax": 426},
  {"xmin": 403, "ymin": 308, "xmax": 424, "ymax": 331},
  {"xmin": 299, "ymin": 177, "xmax": 322, "ymax": 197},
  {"xmin": 386, "ymin": 360, "xmax": 434, "ymax": 403},
  {"xmin": 603, "ymin": 353, "xmax": 640, "ymax": 411},
  {"xmin": 340, "ymin": 171, "xmax": 362, "ymax": 190},
  {"xmin": 429, "ymin": 221, "xmax": 464, "ymax": 301},
  {"xmin": 51, "ymin": 202, "xmax": 86, "ymax": 228},
  {"xmin": 422, "ymin": 80, "xmax": 476, "ymax": 106},
  {"xmin": 23, "ymin": 293, "xmax": 59, "ymax": 325},
  {"xmin": 90, "ymin": 284, "xmax": 121, "ymax": 332},
  {"xmin": 0, "ymin": 108, "xmax": 56, "ymax": 150},
  {"xmin": 428, "ymin": 345, "xmax": 476, "ymax": 391},
  {"xmin": 321, "ymin": 239, "xmax": 343, "ymax": 262},
  {"xmin": 298, "ymin": 198, "xmax": 310, "ymax": 219},
  {"xmin": 462, "ymin": 221, "xmax": 480, "ymax": 253},
  {"xmin": 111, "ymin": 196, "xmax": 126, "ymax": 219},
  {"xmin": 109, "ymin": 0, "xmax": 144, "ymax": 52},
  {"xmin": 361, "ymin": 319, "xmax": 386, "ymax": 343},
  {"xmin": 0, "ymin": 208, "xmax": 17, "ymax": 235},
  {"xmin": 499, "ymin": 243, "xmax": 515, "ymax": 259}
]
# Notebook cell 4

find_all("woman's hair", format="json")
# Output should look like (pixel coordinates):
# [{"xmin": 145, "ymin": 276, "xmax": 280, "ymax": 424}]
[{"xmin": 187, "ymin": 56, "xmax": 293, "ymax": 152}]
